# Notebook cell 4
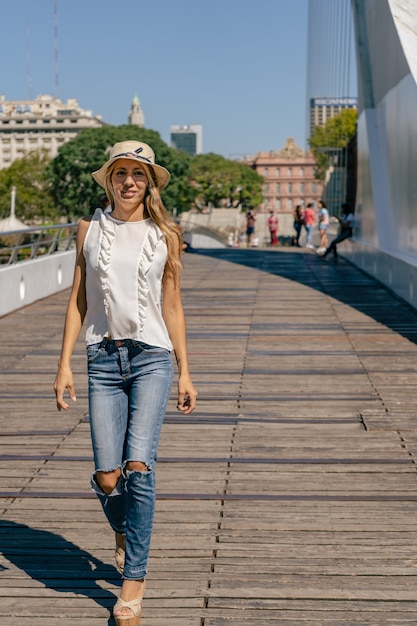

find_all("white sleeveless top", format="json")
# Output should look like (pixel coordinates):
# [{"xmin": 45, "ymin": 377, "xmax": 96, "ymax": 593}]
[{"xmin": 83, "ymin": 208, "xmax": 173, "ymax": 350}]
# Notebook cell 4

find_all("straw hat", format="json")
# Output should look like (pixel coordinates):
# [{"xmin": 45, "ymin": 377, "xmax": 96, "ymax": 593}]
[{"xmin": 92, "ymin": 140, "xmax": 170, "ymax": 190}]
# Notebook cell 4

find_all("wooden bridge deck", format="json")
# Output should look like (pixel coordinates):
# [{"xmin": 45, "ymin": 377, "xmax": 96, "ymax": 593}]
[{"xmin": 1, "ymin": 247, "xmax": 417, "ymax": 625}]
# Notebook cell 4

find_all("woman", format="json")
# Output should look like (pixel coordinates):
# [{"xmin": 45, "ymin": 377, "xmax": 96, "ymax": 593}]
[
  {"xmin": 267, "ymin": 209, "xmax": 279, "ymax": 246},
  {"xmin": 317, "ymin": 199, "xmax": 329, "ymax": 252},
  {"xmin": 303, "ymin": 202, "xmax": 316, "ymax": 249},
  {"xmin": 292, "ymin": 204, "xmax": 303, "ymax": 247},
  {"xmin": 53, "ymin": 140, "xmax": 198, "ymax": 625}
]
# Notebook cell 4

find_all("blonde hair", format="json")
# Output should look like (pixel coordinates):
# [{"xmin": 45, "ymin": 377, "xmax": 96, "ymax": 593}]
[{"xmin": 104, "ymin": 161, "xmax": 182, "ymax": 283}]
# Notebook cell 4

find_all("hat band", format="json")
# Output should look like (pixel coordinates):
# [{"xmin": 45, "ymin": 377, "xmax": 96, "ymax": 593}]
[{"xmin": 112, "ymin": 146, "xmax": 153, "ymax": 164}]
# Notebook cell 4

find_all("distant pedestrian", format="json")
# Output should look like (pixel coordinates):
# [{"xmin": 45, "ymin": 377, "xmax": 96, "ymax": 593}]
[
  {"xmin": 293, "ymin": 204, "xmax": 303, "ymax": 247},
  {"xmin": 321, "ymin": 203, "xmax": 354, "ymax": 259},
  {"xmin": 245, "ymin": 210, "xmax": 256, "ymax": 247},
  {"xmin": 268, "ymin": 209, "xmax": 279, "ymax": 246},
  {"xmin": 317, "ymin": 200, "xmax": 329, "ymax": 253},
  {"xmin": 303, "ymin": 202, "xmax": 316, "ymax": 249}
]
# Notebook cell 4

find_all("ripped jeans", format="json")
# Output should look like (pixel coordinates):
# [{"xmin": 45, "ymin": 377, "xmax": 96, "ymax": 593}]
[{"xmin": 87, "ymin": 338, "xmax": 173, "ymax": 580}]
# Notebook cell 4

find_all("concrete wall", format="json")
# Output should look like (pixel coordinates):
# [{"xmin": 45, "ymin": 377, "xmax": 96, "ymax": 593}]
[
  {"xmin": 180, "ymin": 208, "xmax": 297, "ymax": 246},
  {"xmin": 348, "ymin": 0, "xmax": 417, "ymax": 308},
  {"xmin": 0, "ymin": 250, "xmax": 75, "ymax": 318}
]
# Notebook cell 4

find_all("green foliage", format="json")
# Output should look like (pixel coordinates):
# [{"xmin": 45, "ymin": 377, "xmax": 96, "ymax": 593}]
[
  {"xmin": 0, "ymin": 151, "xmax": 57, "ymax": 223},
  {"xmin": 0, "ymin": 125, "xmax": 264, "ymax": 224},
  {"xmin": 238, "ymin": 166, "xmax": 264, "ymax": 210},
  {"xmin": 47, "ymin": 125, "xmax": 194, "ymax": 220},
  {"xmin": 309, "ymin": 108, "xmax": 357, "ymax": 180},
  {"xmin": 190, "ymin": 153, "xmax": 263, "ymax": 210}
]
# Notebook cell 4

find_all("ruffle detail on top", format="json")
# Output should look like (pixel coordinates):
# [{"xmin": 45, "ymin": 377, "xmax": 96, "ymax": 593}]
[
  {"xmin": 97, "ymin": 210, "xmax": 115, "ymax": 320},
  {"xmin": 137, "ymin": 222, "xmax": 164, "ymax": 334}
]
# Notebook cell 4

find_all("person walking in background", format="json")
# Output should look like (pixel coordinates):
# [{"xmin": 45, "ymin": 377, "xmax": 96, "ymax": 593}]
[
  {"xmin": 317, "ymin": 200, "xmax": 330, "ymax": 253},
  {"xmin": 268, "ymin": 209, "xmax": 279, "ymax": 246},
  {"xmin": 245, "ymin": 209, "xmax": 256, "ymax": 247},
  {"xmin": 321, "ymin": 203, "xmax": 354, "ymax": 259},
  {"xmin": 293, "ymin": 204, "xmax": 304, "ymax": 247},
  {"xmin": 303, "ymin": 202, "xmax": 316, "ymax": 249},
  {"xmin": 53, "ymin": 140, "xmax": 198, "ymax": 625}
]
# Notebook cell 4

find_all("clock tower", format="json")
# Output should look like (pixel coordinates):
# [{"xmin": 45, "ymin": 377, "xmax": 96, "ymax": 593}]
[{"xmin": 128, "ymin": 95, "xmax": 144, "ymax": 127}]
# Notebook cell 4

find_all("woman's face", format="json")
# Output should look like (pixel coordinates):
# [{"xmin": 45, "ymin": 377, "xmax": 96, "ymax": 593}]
[{"xmin": 110, "ymin": 158, "xmax": 148, "ymax": 208}]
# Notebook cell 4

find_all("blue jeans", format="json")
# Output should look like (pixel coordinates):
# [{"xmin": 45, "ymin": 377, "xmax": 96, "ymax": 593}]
[
  {"xmin": 87, "ymin": 338, "xmax": 173, "ymax": 580},
  {"xmin": 304, "ymin": 224, "xmax": 313, "ymax": 246},
  {"xmin": 293, "ymin": 221, "xmax": 302, "ymax": 245},
  {"xmin": 324, "ymin": 230, "xmax": 352, "ymax": 258}
]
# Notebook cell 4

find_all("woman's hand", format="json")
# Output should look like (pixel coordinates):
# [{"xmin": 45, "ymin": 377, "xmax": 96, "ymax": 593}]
[
  {"xmin": 177, "ymin": 374, "xmax": 198, "ymax": 415},
  {"xmin": 54, "ymin": 365, "xmax": 77, "ymax": 411}
]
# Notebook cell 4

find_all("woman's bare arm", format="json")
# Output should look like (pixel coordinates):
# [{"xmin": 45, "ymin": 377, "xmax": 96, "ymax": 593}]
[{"xmin": 53, "ymin": 218, "xmax": 90, "ymax": 410}]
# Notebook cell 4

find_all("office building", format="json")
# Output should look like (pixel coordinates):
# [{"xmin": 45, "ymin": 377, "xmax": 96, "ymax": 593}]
[
  {"xmin": 170, "ymin": 124, "xmax": 202, "ymax": 156},
  {"xmin": 0, "ymin": 94, "xmax": 105, "ymax": 170},
  {"xmin": 309, "ymin": 97, "xmax": 357, "ymax": 136}
]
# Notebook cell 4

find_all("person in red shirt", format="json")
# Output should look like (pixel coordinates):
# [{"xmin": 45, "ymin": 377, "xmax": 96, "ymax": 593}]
[
  {"xmin": 303, "ymin": 202, "xmax": 316, "ymax": 249},
  {"xmin": 268, "ymin": 210, "xmax": 279, "ymax": 246}
]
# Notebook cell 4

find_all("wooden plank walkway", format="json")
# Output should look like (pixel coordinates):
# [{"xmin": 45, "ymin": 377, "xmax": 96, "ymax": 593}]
[{"xmin": 1, "ymin": 247, "xmax": 417, "ymax": 624}]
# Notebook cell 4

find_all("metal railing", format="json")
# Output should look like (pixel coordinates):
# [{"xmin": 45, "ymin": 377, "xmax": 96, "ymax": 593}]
[{"xmin": 0, "ymin": 223, "xmax": 78, "ymax": 265}]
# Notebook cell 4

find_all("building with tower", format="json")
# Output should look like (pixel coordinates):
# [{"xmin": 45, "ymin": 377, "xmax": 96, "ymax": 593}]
[
  {"xmin": 246, "ymin": 137, "xmax": 323, "ymax": 213},
  {"xmin": 128, "ymin": 95, "xmax": 145, "ymax": 127},
  {"xmin": 170, "ymin": 124, "xmax": 202, "ymax": 156}
]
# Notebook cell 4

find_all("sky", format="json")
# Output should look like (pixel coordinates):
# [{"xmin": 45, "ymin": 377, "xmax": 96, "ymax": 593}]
[{"xmin": 1, "ymin": 0, "xmax": 310, "ymax": 158}]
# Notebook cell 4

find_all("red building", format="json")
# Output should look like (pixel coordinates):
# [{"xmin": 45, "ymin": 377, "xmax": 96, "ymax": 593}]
[{"xmin": 247, "ymin": 137, "xmax": 323, "ymax": 213}]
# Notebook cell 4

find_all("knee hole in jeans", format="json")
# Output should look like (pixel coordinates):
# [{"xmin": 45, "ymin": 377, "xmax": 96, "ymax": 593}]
[
  {"xmin": 125, "ymin": 461, "xmax": 150, "ymax": 473},
  {"xmin": 95, "ymin": 468, "xmax": 121, "ymax": 494}
]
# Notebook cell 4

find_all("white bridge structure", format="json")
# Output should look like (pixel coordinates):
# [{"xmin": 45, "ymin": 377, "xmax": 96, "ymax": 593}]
[
  {"xmin": 308, "ymin": 0, "xmax": 417, "ymax": 308},
  {"xmin": 343, "ymin": 0, "xmax": 417, "ymax": 308},
  {"xmin": 0, "ymin": 224, "xmax": 76, "ymax": 318}
]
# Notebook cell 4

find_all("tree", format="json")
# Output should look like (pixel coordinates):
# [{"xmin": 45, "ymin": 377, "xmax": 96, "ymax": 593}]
[
  {"xmin": 309, "ymin": 108, "xmax": 357, "ymax": 180},
  {"xmin": 237, "ymin": 165, "xmax": 264, "ymax": 210},
  {"xmin": 190, "ymin": 153, "xmax": 263, "ymax": 210},
  {"xmin": 47, "ymin": 125, "xmax": 194, "ymax": 221},
  {"xmin": 0, "ymin": 151, "xmax": 57, "ymax": 223}
]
